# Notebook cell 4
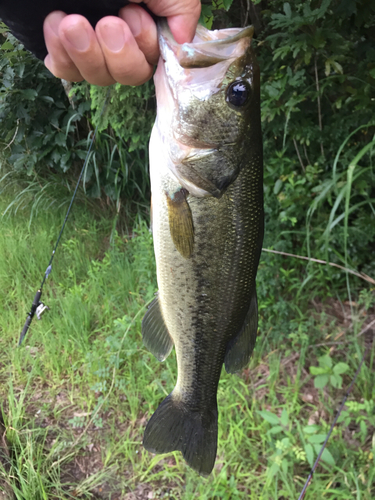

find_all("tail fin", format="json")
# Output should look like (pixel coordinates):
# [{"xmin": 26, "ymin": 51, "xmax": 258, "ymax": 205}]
[{"xmin": 143, "ymin": 392, "xmax": 218, "ymax": 476}]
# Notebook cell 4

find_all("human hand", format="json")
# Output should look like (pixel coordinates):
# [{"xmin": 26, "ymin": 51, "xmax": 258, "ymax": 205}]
[{"xmin": 43, "ymin": 0, "xmax": 201, "ymax": 86}]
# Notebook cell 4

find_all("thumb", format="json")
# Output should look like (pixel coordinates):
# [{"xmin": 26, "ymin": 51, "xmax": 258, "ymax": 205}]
[
  {"xmin": 167, "ymin": 10, "xmax": 201, "ymax": 44},
  {"xmin": 130, "ymin": 0, "xmax": 201, "ymax": 43}
]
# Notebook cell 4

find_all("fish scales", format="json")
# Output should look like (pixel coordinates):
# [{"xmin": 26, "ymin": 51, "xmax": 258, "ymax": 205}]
[{"xmin": 142, "ymin": 20, "xmax": 263, "ymax": 475}]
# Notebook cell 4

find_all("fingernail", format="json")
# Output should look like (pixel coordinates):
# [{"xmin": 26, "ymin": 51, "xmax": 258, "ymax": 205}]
[
  {"xmin": 46, "ymin": 12, "xmax": 66, "ymax": 37},
  {"xmin": 64, "ymin": 23, "xmax": 90, "ymax": 51},
  {"xmin": 44, "ymin": 54, "xmax": 52, "ymax": 73},
  {"xmin": 100, "ymin": 23, "xmax": 125, "ymax": 51},
  {"xmin": 122, "ymin": 10, "xmax": 142, "ymax": 38}
]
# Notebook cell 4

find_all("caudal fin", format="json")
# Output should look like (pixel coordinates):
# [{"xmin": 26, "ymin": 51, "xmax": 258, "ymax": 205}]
[{"xmin": 143, "ymin": 392, "xmax": 218, "ymax": 476}]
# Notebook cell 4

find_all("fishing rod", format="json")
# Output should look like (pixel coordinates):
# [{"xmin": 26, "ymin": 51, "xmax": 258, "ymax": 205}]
[{"xmin": 19, "ymin": 88, "xmax": 111, "ymax": 346}]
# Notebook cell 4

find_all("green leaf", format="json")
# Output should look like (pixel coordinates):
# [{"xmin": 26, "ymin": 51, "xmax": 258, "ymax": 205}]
[
  {"xmin": 1, "ymin": 40, "xmax": 14, "ymax": 50},
  {"xmin": 55, "ymin": 132, "xmax": 67, "ymax": 147},
  {"xmin": 268, "ymin": 425, "xmax": 284, "ymax": 434},
  {"xmin": 330, "ymin": 374, "xmax": 342, "ymax": 388},
  {"xmin": 303, "ymin": 425, "xmax": 320, "ymax": 434},
  {"xmin": 359, "ymin": 420, "xmax": 367, "ymax": 437},
  {"xmin": 199, "ymin": 5, "xmax": 214, "ymax": 29},
  {"xmin": 223, "ymin": 0, "xmax": 234, "ymax": 10},
  {"xmin": 21, "ymin": 89, "xmax": 38, "ymax": 101},
  {"xmin": 280, "ymin": 409, "xmax": 289, "ymax": 426},
  {"xmin": 318, "ymin": 355, "xmax": 333, "ymax": 368},
  {"xmin": 274, "ymin": 178, "xmax": 283, "ymax": 195},
  {"xmin": 313, "ymin": 445, "xmax": 335, "ymax": 466},
  {"xmin": 39, "ymin": 96, "xmax": 54, "ymax": 104},
  {"xmin": 16, "ymin": 62, "xmax": 25, "ymax": 78},
  {"xmin": 304, "ymin": 444, "xmax": 314, "ymax": 467},
  {"xmin": 258, "ymin": 411, "xmax": 280, "ymax": 425},
  {"xmin": 332, "ymin": 61, "xmax": 343, "ymax": 75},
  {"xmin": 325, "ymin": 60, "xmax": 331, "ymax": 77},
  {"xmin": 269, "ymin": 462, "xmax": 280, "ymax": 478},
  {"xmin": 310, "ymin": 366, "xmax": 329, "ymax": 375},
  {"xmin": 314, "ymin": 374, "xmax": 329, "ymax": 389},
  {"xmin": 333, "ymin": 362, "xmax": 349, "ymax": 375},
  {"xmin": 307, "ymin": 434, "xmax": 326, "ymax": 444},
  {"xmin": 283, "ymin": 3, "xmax": 292, "ymax": 18}
]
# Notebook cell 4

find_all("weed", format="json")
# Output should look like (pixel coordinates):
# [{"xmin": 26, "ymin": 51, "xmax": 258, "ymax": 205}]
[{"xmin": 309, "ymin": 355, "xmax": 350, "ymax": 390}]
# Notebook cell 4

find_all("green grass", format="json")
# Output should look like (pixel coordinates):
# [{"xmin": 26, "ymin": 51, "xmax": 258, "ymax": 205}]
[{"xmin": 0, "ymin": 189, "xmax": 374, "ymax": 499}]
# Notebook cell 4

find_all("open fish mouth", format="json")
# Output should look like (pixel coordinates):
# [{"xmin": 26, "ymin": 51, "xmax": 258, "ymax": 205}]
[
  {"xmin": 158, "ymin": 19, "xmax": 254, "ymax": 69},
  {"xmin": 156, "ymin": 20, "xmax": 255, "ymax": 109}
]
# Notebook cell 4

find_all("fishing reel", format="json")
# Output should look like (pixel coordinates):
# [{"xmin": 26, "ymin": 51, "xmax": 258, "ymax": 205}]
[
  {"xmin": 36, "ymin": 302, "xmax": 50, "ymax": 320},
  {"xmin": 19, "ymin": 290, "xmax": 50, "ymax": 345}
]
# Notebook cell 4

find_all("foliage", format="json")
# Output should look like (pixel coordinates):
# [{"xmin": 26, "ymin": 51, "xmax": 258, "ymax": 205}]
[
  {"xmin": 256, "ymin": 0, "xmax": 375, "ymax": 277},
  {"xmin": 89, "ymin": 81, "xmax": 155, "ymax": 153},
  {"xmin": 258, "ymin": 408, "xmax": 336, "ymax": 472},
  {"xmin": 0, "ymin": 24, "xmax": 152, "ymax": 214},
  {"xmin": 0, "ymin": 24, "xmax": 89, "ymax": 174},
  {"xmin": 200, "ymin": 0, "xmax": 235, "ymax": 29}
]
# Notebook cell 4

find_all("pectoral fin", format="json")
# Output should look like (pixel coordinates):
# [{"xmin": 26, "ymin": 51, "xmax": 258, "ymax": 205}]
[
  {"xmin": 142, "ymin": 296, "xmax": 173, "ymax": 362},
  {"xmin": 166, "ymin": 188, "xmax": 194, "ymax": 258},
  {"xmin": 224, "ymin": 291, "xmax": 258, "ymax": 374}
]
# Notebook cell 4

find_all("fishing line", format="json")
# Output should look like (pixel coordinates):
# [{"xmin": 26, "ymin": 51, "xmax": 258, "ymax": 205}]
[
  {"xmin": 18, "ymin": 88, "xmax": 111, "ymax": 346},
  {"xmin": 297, "ymin": 343, "xmax": 371, "ymax": 500}
]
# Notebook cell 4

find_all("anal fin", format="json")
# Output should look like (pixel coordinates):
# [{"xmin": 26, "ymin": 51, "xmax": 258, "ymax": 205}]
[
  {"xmin": 142, "ymin": 296, "xmax": 173, "ymax": 362},
  {"xmin": 224, "ymin": 290, "xmax": 258, "ymax": 374}
]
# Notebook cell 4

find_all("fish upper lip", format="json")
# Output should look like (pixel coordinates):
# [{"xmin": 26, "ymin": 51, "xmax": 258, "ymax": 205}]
[{"xmin": 158, "ymin": 19, "xmax": 254, "ymax": 69}]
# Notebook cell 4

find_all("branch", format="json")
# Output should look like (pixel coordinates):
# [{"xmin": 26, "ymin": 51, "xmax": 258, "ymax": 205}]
[
  {"xmin": 293, "ymin": 138, "xmax": 306, "ymax": 172},
  {"xmin": 4, "ymin": 119, "xmax": 19, "ymax": 150},
  {"xmin": 262, "ymin": 248, "xmax": 375, "ymax": 285},
  {"xmin": 303, "ymin": 144, "xmax": 312, "ymax": 166},
  {"xmin": 314, "ymin": 54, "xmax": 325, "ymax": 158}
]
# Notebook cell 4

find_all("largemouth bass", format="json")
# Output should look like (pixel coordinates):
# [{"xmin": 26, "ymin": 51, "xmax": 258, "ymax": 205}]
[{"xmin": 142, "ymin": 20, "xmax": 263, "ymax": 475}]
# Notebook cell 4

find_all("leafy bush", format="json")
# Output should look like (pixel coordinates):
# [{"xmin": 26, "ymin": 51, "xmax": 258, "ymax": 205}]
[
  {"xmin": 0, "ymin": 24, "xmax": 89, "ymax": 174},
  {"xmin": 0, "ymin": 23, "xmax": 153, "ymax": 213}
]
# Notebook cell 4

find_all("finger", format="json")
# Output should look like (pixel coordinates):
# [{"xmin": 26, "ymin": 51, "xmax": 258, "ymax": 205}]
[
  {"xmin": 168, "ymin": 9, "xmax": 201, "ymax": 45},
  {"xmin": 96, "ymin": 16, "xmax": 154, "ymax": 86},
  {"xmin": 43, "ymin": 11, "xmax": 83, "ymax": 81},
  {"xmin": 58, "ymin": 14, "xmax": 115, "ymax": 86},
  {"xmin": 130, "ymin": 0, "xmax": 201, "ymax": 44},
  {"xmin": 119, "ymin": 4, "xmax": 159, "ymax": 66}
]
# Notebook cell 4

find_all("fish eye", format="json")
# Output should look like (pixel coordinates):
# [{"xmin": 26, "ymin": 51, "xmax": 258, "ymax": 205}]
[{"xmin": 226, "ymin": 81, "xmax": 251, "ymax": 109}]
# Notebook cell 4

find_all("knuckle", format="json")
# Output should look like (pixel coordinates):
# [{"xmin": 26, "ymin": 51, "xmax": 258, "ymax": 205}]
[
  {"xmin": 115, "ymin": 64, "xmax": 153, "ymax": 86},
  {"xmin": 50, "ymin": 64, "xmax": 81, "ymax": 81}
]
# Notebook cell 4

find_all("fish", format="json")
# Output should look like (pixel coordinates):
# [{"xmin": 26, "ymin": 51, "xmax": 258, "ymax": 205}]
[{"xmin": 141, "ymin": 19, "xmax": 264, "ymax": 476}]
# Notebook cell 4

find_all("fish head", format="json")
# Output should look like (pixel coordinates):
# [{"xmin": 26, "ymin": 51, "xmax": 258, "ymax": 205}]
[{"xmin": 154, "ymin": 20, "xmax": 261, "ymax": 196}]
